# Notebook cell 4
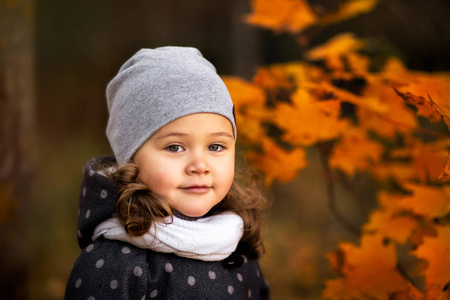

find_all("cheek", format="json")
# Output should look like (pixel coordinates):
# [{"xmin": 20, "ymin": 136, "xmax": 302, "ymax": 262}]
[
  {"xmin": 220, "ymin": 160, "xmax": 235, "ymax": 192},
  {"xmin": 139, "ymin": 164, "xmax": 174, "ymax": 194}
]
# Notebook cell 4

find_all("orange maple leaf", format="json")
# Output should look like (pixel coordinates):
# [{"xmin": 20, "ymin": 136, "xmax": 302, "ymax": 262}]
[
  {"xmin": 358, "ymin": 75, "xmax": 418, "ymax": 139},
  {"xmin": 222, "ymin": 76, "xmax": 266, "ymax": 111},
  {"xmin": 246, "ymin": 0, "xmax": 317, "ymax": 33},
  {"xmin": 412, "ymin": 226, "xmax": 450, "ymax": 298},
  {"xmin": 397, "ymin": 184, "xmax": 450, "ymax": 219},
  {"xmin": 320, "ymin": 0, "xmax": 380, "ymax": 25},
  {"xmin": 391, "ymin": 139, "xmax": 450, "ymax": 183},
  {"xmin": 372, "ymin": 163, "xmax": 416, "ymax": 182},
  {"xmin": 329, "ymin": 126, "xmax": 384, "ymax": 176},
  {"xmin": 246, "ymin": 137, "xmax": 306, "ymax": 185},
  {"xmin": 383, "ymin": 58, "xmax": 450, "ymax": 129},
  {"xmin": 274, "ymin": 86, "xmax": 348, "ymax": 146},
  {"xmin": 306, "ymin": 33, "xmax": 364, "ymax": 71},
  {"xmin": 322, "ymin": 234, "xmax": 422, "ymax": 299},
  {"xmin": 364, "ymin": 192, "xmax": 419, "ymax": 244},
  {"xmin": 439, "ymin": 151, "xmax": 450, "ymax": 182}
]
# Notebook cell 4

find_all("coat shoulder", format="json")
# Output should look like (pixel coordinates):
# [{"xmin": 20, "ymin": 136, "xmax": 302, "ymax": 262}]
[{"xmin": 64, "ymin": 239, "xmax": 149, "ymax": 300}]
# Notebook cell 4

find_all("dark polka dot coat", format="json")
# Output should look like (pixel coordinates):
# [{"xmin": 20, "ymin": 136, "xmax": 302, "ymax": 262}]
[{"xmin": 65, "ymin": 157, "xmax": 269, "ymax": 299}]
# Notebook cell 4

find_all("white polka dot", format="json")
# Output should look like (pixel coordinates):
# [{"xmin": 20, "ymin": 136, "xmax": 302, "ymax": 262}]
[
  {"xmin": 188, "ymin": 276, "xmax": 196, "ymax": 286},
  {"xmin": 85, "ymin": 210, "xmax": 91, "ymax": 219},
  {"xmin": 248, "ymin": 289, "xmax": 252, "ymax": 298},
  {"xmin": 134, "ymin": 266, "xmax": 143, "ymax": 277},
  {"xmin": 228, "ymin": 285, "xmax": 234, "ymax": 294},
  {"xmin": 208, "ymin": 271, "xmax": 216, "ymax": 280},
  {"xmin": 86, "ymin": 244, "xmax": 94, "ymax": 252},
  {"xmin": 87, "ymin": 297, "xmax": 95, "ymax": 300},
  {"xmin": 100, "ymin": 189, "xmax": 108, "ymax": 199},
  {"xmin": 77, "ymin": 230, "xmax": 83, "ymax": 238},
  {"xmin": 89, "ymin": 169, "xmax": 95, "ymax": 176},
  {"xmin": 150, "ymin": 289, "xmax": 158, "ymax": 298},
  {"xmin": 122, "ymin": 246, "xmax": 131, "ymax": 254},
  {"xmin": 110, "ymin": 280, "xmax": 118, "ymax": 289},
  {"xmin": 237, "ymin": 273, "xmax": 243, "ymax": 281},
  {"xmin": 256, "ymin": 269, "xmax": 260, "ymax": 277},
  {"xmin": 83, "ymin": 187, "xmax": 87, "ymax": 197},
  {"xmin": 165, "ymin": 263, "xmax": 173, "ymax": 273},
  {"xmin": 140, "ymin": 296, "xmax": 146, "ymax": 300},
  {"xmin": 96, "ymin": 259, "xmax": 104, "ymax": 268},
  {"xmin": 75, "ymin": 279, "xmax": 82, "ymax": 288}
]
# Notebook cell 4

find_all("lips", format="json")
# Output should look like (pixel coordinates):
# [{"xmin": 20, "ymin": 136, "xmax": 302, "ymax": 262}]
[{"xmin": 180, "ymin": 185, "xmax": 212, "ymax": 194}]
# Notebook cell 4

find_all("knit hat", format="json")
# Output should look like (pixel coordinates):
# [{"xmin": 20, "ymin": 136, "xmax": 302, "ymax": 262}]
[{"xmin": 106, "ymin": 47, "xmax": 236, "ymax": 165}]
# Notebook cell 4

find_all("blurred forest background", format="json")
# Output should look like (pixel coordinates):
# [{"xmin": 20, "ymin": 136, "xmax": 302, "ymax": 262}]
[{"xmin": 1, "ymin": 0, "xmax": 450, "ymax": 299}]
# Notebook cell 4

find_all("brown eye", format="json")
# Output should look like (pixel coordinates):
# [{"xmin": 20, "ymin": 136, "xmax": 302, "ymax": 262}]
[
  {"xmin": 166, "ymin": 145, "xmax": 184, "ymax": 152},
  {"xmin": 208, "ymin": 144, "xmax": 225, "ymax": 152}
]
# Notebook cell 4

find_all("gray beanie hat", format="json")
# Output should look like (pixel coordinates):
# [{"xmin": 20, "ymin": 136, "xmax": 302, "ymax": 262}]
[{"xmin": 106, "ymin": 47, "xmax": 236, "ymax": 165}]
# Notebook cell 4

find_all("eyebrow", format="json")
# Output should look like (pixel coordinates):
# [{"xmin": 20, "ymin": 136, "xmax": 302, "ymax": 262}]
[{"xmin": 155, "ymin": 132, "xmax": 234, "ymax": 140}]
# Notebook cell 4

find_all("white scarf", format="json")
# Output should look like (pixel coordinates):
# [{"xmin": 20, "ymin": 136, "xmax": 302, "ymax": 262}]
[{"xmin": 92, "ymin": 212, "xmax": 244, "ymax": 261}]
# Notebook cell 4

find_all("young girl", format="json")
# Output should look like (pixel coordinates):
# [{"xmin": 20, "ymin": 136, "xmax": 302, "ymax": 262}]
[{"xmin": 65, "ymin": 47, "xmax": 269, "ymax": 299}]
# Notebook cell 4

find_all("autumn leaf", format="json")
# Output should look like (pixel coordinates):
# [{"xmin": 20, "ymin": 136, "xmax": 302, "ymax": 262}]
[
  {"xmin": 246, "ymin": 137, "xmax": 306, "ymax": 185},
  {"xmin": 320, "ymin": 0, "xmax": 380, "ymax": 25},
  {"xmin": 397, "ymin": 184, "xmax": 450, "ymax": 219},
  {"xmin": 372, "ymin": 163, "xmax": 416, "ymax": 183},
  {"xmin": 306, "ymin": 33, "xmax": 364, "ymax": 71},
  {"xmin": 364, "ymin": 192, "xmax": 418, "ymax": 244},
  {"xmin": 383, "ymin": 58, "xmax": 450, "ymax": 128},
  {"xmin": 394, "ymin": 88, "xmax": 443, "ymax": 123},
  {"xmin": 412, "ymin": 226, "xmax": 450, "ymax": 298},
  {"xmin": 274, "ymin": 86, "xmax": 348, "ymax": 146},
  {"xmin": 246, "ymin": 0, "xmax": 379, "ymax": 34},
  {"xmin": 329, "ymin": 126, "xmax": 384, "ymax": 176},
  {"xmin": 358, "ymin": 75, "xmax": 418, "ymax": 139},
  {"xmin": 391, "ymin": 139, "xmax": 450, "ymax": 183},
  {"xmin": 439, "ymin": 151, "xmax": 450, "ymax": 182},
  {"xmin": 305, "ymin": 80, "xmax": 389, "ymax": 113},
  {"xmin": 322, "ymin": 234, "xmax": 422, "ymax": 299},
  {"xmin": 246, "ymin": 0, "xmax": 317, "ymax": 33},
  {"xmin": 222, "ymin": 76, "xmax": 266, "ymax": 111}
]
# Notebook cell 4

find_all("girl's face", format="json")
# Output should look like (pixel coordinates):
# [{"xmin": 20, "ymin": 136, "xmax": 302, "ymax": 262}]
[{"xmin": 134, "ymin": 113, "xmax": 235, "ymax": 217}]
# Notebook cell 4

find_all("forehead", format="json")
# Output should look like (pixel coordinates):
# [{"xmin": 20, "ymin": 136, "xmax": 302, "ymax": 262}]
[{"xmin": 154, "ymin": 113, "xmax": 234, "ymax": 136}]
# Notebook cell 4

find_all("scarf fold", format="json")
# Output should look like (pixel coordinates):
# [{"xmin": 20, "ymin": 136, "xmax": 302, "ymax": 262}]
[{"xmin": 93, "ymin": 212, "xmax": 244, "ymax": 261}]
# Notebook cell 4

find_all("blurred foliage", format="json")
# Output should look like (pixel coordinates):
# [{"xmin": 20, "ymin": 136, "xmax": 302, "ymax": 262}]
[
  {"xmin": 224, "ymin": 0, "xmax": 450, "ymax": 298},
  {"xmin": 12, "ymin": 0, "xmax": 450, "ymax": 299}
]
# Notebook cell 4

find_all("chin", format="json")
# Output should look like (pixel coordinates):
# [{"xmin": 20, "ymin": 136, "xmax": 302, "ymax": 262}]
[{"xmin": 178, "ymin": 207, "xmax": 213, "ymax": 218}]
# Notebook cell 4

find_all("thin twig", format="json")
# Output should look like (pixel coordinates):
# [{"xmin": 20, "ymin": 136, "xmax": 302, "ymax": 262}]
[{"xmin": 318, "ymin": 143, "xmax": 361, "ymax": 236}]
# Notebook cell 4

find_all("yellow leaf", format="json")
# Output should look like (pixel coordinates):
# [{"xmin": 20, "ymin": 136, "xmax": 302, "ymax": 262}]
[{"xmin": 246, "ymin": 137, "xmax": 306, "ymax": 185}]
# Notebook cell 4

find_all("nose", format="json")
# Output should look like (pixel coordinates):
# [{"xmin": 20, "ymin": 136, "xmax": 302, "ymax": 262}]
[{"xmin": 186, "ymin": 151, "xmax": 210, "ymax": 175}]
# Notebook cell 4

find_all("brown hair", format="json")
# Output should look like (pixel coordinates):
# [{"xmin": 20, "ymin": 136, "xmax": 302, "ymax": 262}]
[{"xmin": 106, "ymin": 161, "xmax": 269, "ymax": 258}]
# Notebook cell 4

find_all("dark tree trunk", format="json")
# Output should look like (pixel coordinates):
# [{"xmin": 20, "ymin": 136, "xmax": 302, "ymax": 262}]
[{"xmin": 0, "ymin": 1, "xmax": 35, "ymax": 299}]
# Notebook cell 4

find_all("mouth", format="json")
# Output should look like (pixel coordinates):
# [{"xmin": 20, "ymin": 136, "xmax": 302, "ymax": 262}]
[{"xmin": 180, "ymin": 185, "xmax": 212, "ymax": 194}]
